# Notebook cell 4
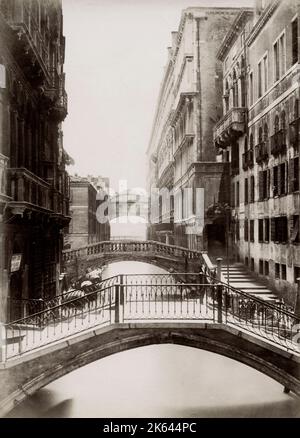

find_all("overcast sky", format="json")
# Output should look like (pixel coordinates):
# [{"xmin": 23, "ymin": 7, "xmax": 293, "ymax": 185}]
[{"xmin": 62, "ymin": 0, "xmax": 254, "ymax": 192}]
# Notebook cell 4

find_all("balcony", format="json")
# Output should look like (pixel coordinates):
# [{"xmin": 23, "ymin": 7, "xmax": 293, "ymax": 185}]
[
  {"xmin": 49, "ymin": 89, "xmax": 68, "ymax": 122},
  {"xmin": 2, "ymin": 2, "xmax": 51, "ymax": 84},
  {"xmin": 7, "ymin": 168, "xmax": 70, "ymax": 223},
  {"xmin": 255, "ymin": 142, "xmax": 269, "ymax": 164},
  {"xmin": 242, "ymin": 149, "xmax": 254, "ymax": 170},
  {"xmin": 289, "ymin": 118, "xmax": 299, "ymax": 151},
  {"xmin": 214, "ymin": 107, "xmax": 247, "ymax": 148},
  {"xmin": 270, "ymin": 130, "xmax": 287, "ymax": 157}
]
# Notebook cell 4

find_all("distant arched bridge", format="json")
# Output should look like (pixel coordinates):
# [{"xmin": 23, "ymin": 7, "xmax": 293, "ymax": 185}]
[
  {"xmin": 0, "ymin": 272, "xmax": 299, "ymax": 416},
  {"xmin": 62, "ymin": 240, "xmax": 204, "ymax": 281}
]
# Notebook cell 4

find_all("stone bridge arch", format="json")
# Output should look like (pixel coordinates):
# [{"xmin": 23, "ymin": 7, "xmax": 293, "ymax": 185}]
[
  {"xmin": 0, "ymin": 323, "xmax": 299, "ymax": 416},
  {"xmin": 62, "ymin": 240, "xmax": 204, "ymax": 281}
]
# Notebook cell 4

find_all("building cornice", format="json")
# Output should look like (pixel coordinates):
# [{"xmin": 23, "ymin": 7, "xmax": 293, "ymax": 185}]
[
  {"xmin": 247, "ymin": 0, "xmax": 281, "ymax": 47},
  {"xmin": 217, "ymin": 9, "xmax": 254, "ymax": 61}
]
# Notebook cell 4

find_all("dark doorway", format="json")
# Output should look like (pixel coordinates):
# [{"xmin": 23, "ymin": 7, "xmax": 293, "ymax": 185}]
[{"xmin": 206, "ymin": 223, "xmax": 225, "ymax": 257}]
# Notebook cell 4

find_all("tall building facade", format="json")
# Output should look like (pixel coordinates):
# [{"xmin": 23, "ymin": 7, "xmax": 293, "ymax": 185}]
[
  {"xmin": 214, "ymin": 0, "xmax": 300, "ymax": 306},
  {"xmin": 0, "ymin": 0, "xmax": 70, "ymax": 321},
  {"xmin": 147, "ymin": 7, "xmax": 240, "ymax": 252},
  {"xmin": 67, "ymin": 175, "xmax": 110, "ymax": 250}
]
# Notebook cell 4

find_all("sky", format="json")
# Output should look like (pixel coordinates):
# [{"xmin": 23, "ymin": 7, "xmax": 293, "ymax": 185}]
[{"xmin": 62, "ymin": 0, "xmax": 254, "ymax": 192}]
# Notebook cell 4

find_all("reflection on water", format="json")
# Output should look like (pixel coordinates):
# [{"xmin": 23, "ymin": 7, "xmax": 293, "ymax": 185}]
[{"xmin": 6, "ymin": 262, "xmax": 300, "ymax": 418}]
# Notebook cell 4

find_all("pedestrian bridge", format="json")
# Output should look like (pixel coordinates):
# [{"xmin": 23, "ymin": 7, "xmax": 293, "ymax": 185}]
[
  {"xmin": 0, "ymin": 272, "xmax": 299, "ymax": 416},
  {"xmin": 62, "ymin": 240, "xmax": 205, "ymax": 281}
]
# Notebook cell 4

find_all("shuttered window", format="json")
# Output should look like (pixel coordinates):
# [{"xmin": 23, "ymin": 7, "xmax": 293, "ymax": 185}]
[
  {"xmin": 258, "ymin": 219, "xmax": 264, "ymax": 242},
  {"xmin": 244, "ymin": 219, "xmax": 248, "ymax": 241},
  {"xmin": 250, "ymin": 175, "xmax": 255, "ymax": 203},
  {"xmin": 290, "ymin": 215, "xmax": 300, "ymax": 243},
  {"xmin": 244, "ymin": 178, "xmax": 248, "ymax": 204},
  {"xmin": 250, "ymin": 220, "xmax": 254, "ymax": 242},
  {"xmin": 264, "ymin": 218, "xmax": 270, "ymax": 242}
]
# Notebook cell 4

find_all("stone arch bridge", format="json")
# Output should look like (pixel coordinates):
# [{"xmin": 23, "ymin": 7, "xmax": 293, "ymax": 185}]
[
  {"xmin": 0, "ymin": 272, "xmax": 299, "ymax": 416},
  {"xmin": 62, "ymin": 240, "xmax": 204, "ymax": 281}
]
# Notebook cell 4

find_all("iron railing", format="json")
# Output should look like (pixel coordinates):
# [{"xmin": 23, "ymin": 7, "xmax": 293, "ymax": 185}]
[{"xmin": 2, "ymin": 273, "xmax": 299, "ymax": 361}]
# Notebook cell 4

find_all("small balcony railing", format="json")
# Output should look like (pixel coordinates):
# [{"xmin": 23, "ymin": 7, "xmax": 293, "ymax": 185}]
[
  {"xmin": 214, "ymin": 107, "xmax": 247, "ymax": 148},
  {"xmin": 270, "ymin": 130, "xmax": 287, "ymax": 156},
  {"xmin": 255, "ymin": 142, "xmax": 269, "ymax": 164},
  {"xmin": 242, "ymin": 149, "xmax": 254, "ymax": 170}
]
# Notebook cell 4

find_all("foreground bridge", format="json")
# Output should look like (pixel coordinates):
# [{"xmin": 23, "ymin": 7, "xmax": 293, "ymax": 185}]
[
  {"xmin": 62, "ymin": 240, "xmax": 206, "ymax": 281},
  {"xmin": 0, "ymin": 272, "xmax": 299, "ymax": 416}
]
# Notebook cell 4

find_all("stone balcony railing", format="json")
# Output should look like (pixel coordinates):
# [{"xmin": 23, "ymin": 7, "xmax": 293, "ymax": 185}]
[
  {"xmin": 242, "ymin": 148, "xmax": 254, "ymax": 170},
  {"xmin": 7, "ymin": 168, "xmax": 69, "ymax": 217},
  {"xmin": 255, "ymin": 142, "xmax": 269, "ymax": 164},
  {"xmin": 270, "ymin": 130, "xmax": 287, "ymax": 157},
  {"xmin": 214, "ymin": 107, "xmax": 247, "ymax": 148}
]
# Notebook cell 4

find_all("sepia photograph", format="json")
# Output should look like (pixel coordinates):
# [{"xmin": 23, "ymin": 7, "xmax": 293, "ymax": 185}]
[{"xmin": 0, "ymin": 0, "xmax": 300, "ymax": 423}]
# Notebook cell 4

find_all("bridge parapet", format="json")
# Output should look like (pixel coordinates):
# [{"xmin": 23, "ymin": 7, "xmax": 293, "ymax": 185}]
[{"xmin": 1, "ymin": 274, "xmax": 300, "ymax": 415}]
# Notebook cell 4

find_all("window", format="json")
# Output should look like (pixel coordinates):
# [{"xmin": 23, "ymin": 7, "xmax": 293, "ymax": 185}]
[
  {"xmin": 245, "ymin": 256, "xmax": 249, "ymax": 267},
  {"xmin": 280, "ymin": 162, "xmax": 286, "ymax": 195},
  {"xmin": 271, "ymin": 216, "xmax": 288, "ymax": 243},
  {"xmin": 259, "ymin": 259, "xmax": 264, "ymax": 274},
  {"xmin": 281, "ymin": 264, "xmax": 287, "ymax": 280},
  {"xmin": 264, "ymin": 261, "xmax": 269, "ymax": 276},
  {"xmin": 291, "ymin": 215, "xmax": 300, "ymax": 243},
  {"xmin": 280, "ymin": 33, "xmax": 286, "ymax": 76},
  {"xmin": 263, "ymin": 54, "xmax": 268, "ymax": 93},
  {"xmin": 244, "ymin": 219, "xmax": 248, "ymax": 241},
  {"xmin": 250, "ymin": 175, "xmax": 255, "ymax": 203},
  {"xmin": 236, "ymin": 181, "xmax": 240, "ymax": 206},
  {"xmin": 231, "ymin": 183, "xmax": 235, "ymax": 207},
  {"xmin": 244, "ymin": 178, "xmax": 248, "ymax": 204},
  {"xmin": 264, "ymin": 218, "xmax": 270, "ymax": 242},
  {"xmin": 259, "ymin": 169, "xmax": 269, "ymax": 200},
  {"xmin": 249, "ymin": 72, "xmax": 254, "ymax": 106},
  {"xmin": 258, "ymin": 61, "xmax": 262, "ymax": 98},
  {"xmin": 258, "ymin": 219, "xmax": 264, "ymax": 242},
  {"xmin": 275, "ymin": 263, "xmax": 280, "ymax": 279},
  {"xmin": 250, "ymin": 220, "xmax": 254, "ymax": 242},
  {"xmin": 273, "ymin": 166, "xmax": 279, "ymax": 196},
  {"xmin": 250, "ymin": 257, "xmax": 255, "ymax": 271},
  {"xmin": 292, "ymin": 18, "xmax": 298, "ymax": 65},
  {"xmin": 273, "ymin": 32, "xmax": 286, "ymax": 82},
  {"xmin": 274, "ymin": 40, "xmax": 280, "ymax": 82},
  {"xmin": 289, "ymin": 156, "xmax": 299, "ymax": 192}
]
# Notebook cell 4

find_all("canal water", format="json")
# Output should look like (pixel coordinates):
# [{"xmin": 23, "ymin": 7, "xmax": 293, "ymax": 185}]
[{"xmin": 6, "ymin": 261, "xmax": 300, "ymax": 418}]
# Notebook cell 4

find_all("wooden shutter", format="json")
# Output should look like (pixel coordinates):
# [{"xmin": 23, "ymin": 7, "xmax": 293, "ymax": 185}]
[
  {"xmin": 267, "ymin": 168, "xmax": 271, "ymax": 198},
  {"xmin": 271, "ymin": 218, "xmax": 276, "ymax": 241},
  {"xmin": 258, "ymin": 171, "xmax": 263, "ymax": 201},
  {"xmin": 289, "ymin": 158, "xmax": 295, "ymax": 193}
]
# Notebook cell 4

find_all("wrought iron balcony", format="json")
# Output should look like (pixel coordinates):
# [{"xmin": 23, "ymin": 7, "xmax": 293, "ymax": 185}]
[
  {"xmin": 255, "ymin": 142, "xmax": 269, "ymax": 164},
  {"xmin": 214, "ymin": 107, "xmax": 247, "ymax": 148},
  {"xmin": 242, "ymin": 149, "xmax": 254, "ymax": 170},
  {"xmin": 270, "ymin": 130, "xmax": 287, "ymax": 157}
]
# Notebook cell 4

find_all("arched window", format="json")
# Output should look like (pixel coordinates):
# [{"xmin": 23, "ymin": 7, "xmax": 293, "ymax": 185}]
[
  {"xmin": 281, "ymin": 111, "xmax": 286, "ymax": 144},
  {"xmin": 258, "ymin": 127, "xmax": 263, "ymax": 144},
  {"xmin": 274, "ymin": 115, "xmax": 279, "ymax": 133},
  {"xmin": 224, "ymin": 80, "xmax": 229, "ymax": 112},
  {"xmin": 232, "ymin": 69, "xmax": 239, "ymax": 107}
]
